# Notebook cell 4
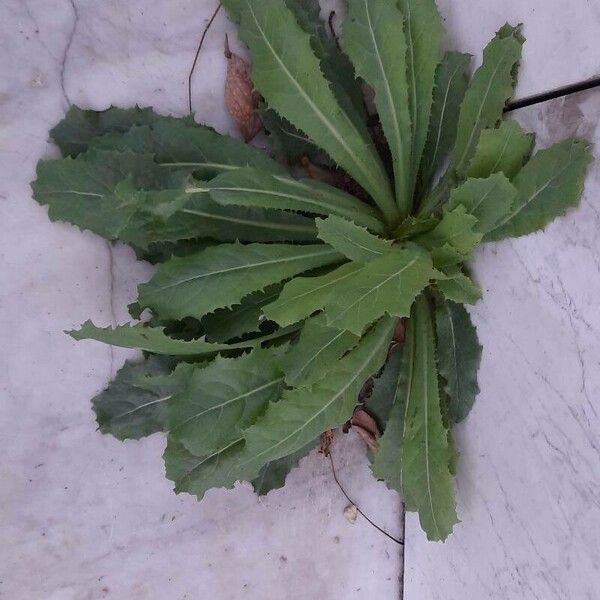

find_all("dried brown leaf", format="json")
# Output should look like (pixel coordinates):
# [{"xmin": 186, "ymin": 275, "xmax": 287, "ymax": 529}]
[
  {"xmin": 393, "ymin": 319, "xmax": 406, "ymax": 343},
  {"xmin": 224, "ymin": 36, "xmax": 262, "ymax": 142},
  {"xmin": 320, "ymin": 429, "xmax": 335, "ymax": 456},
  {"xmin": 351, "ymin": 408, "xmax": 380, "ymax": 451}
]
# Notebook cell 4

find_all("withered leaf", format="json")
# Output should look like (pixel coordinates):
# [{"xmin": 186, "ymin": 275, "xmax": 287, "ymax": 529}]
[{"xmin": 224, "ymin": 36, "xmax": 262, "ymax": 142}]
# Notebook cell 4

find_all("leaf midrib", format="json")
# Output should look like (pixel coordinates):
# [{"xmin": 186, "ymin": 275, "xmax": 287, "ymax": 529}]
[
  {"xmin": 148, "ymin": 247, "xmax": 340, "ymax": 295},
  {"xmin": 173, "ymin": 376, "xmax": 284, "ymax": 433},
  {"xmin": 245, "ymin": 2, "xmax": 377, "ymax": 200},
  {"xmin": 332, "ymin": 257, "xmax": 419, "ymax": 323}
]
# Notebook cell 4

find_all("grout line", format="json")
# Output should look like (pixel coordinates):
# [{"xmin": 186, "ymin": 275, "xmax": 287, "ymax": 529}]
[
  {"xmin": 505, "ymin": 75, "xmax": 600, "ymax": 112},
  {"xmin": 400, "ymin": 503, "xmax": 406, "ymax": 599}
]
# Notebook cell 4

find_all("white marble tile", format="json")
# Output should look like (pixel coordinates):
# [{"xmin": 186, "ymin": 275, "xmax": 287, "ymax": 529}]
[
  {"xmin": 0, "ymin": 1, "xmax": 401, "ymax": 599},
  {"xmin": 404, "ymin": 90, "xmax": 600, "ymax": 599},
  {"xmin": 437, "ymin": 0, "xmax": 600, "ymax": 99},
  {"xmin": 3, "ymin": 0, "xmax": 600, "ymax": 598},
  {"xmin": 325, "ymin": 0, "xmax": 600, "ymax": 99}
]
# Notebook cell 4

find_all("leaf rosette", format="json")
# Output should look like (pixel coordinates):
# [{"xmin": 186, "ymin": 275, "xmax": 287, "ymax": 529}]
[{"xmin": 33, "ymin": 0, "xmax": 592, "ymax": 541}]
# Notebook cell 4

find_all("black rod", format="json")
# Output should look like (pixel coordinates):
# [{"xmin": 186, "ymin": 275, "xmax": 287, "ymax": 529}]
[{"xmin": 505, "ymin": 75, "xmax": 600, "ymax": 113}]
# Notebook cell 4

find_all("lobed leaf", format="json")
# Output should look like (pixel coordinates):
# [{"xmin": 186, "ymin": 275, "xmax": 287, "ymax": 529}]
[
  {"xmin": 324, "ymin": 246, "xmax": 433, "ymax": 335},
  {"xmin": 435, "ymin": 297, "xmax": 482, "ymax": 423},
  {"xmin": 32, "ymin": 150, "xmax": 186, "ymax": 247},
  {"xmin": 435, "ymin": 267, "xmax": 482, "ymax": 305},
  {"xmin": 447, "ymin": 173, "xmax": 517, "ymax": 234},
  {"xmin": 199, "ymin": 167, "xmax": 384, "ymax": 232},
  {"xmin": 201, "ymin": 284, "xmax": 283, "ymax": 343},
  {"xmin": 166, "ymin": 195, "xmax": 318, "ymax": 244},
  {"xmin": 263, "ymin": 262, "xmax": 361, "ymax": 327},
  {"xmin": 284, "ymin": 0, "xmax": 365, "ymax": 122},
  {"xmin": 466, "ymin": 120, "xmax": 534, "ymax": 180},
  {"xmin": 163, "ymin": 435, "xmax": 248, "ymax": 498},
  {"xmin": 168, "ymin": 348, "xmax": 285, "ymax": 456},
  {"xmin": 138, "ymin": 243, "xmax": 344, "ymax": 321},
  {"xmin": 252, "ymin": 440, "xmax": 317, "ymax": 495},
  {"xmin": 70, "ymin": 320, "xmax": 299, "ymax": 356},
  {"xmin": 399, "ymin": 0, "xmax": 444, "ymax": 197},
  {"xmin": 373, "ymin": 296, "xmax": 457, "ymax": 541},
  {"xmin": 486, "ymin": 138, "xmax": 593, "ymax": 240},
  {"xmin": 237, "ymin": 0, "xmax": 397, "ymax": 223},
  {"xmin": 451, "ymin": 25, "xmax": 524, "ymax": 177},
  {"xmin": 239, "ymin": 316, "xmax": 396, "ymax": 474},
  {"xmin": 33, "ymin": 148, "xmax": 315, "ymax": 248},
  {"xmin": 419, "ymin": 52, "xmax": 471, "ymax": 195},
  {"xmin": 419, "ymin": 25, "xmax": 524, "ymax": 215},
  {"xmin": 344, "ymin": 0, "xmax": 412, "ymax": 213},
  {"xmin": 49, "ymin": 105, "xmax": 182, "ymax": 156},
  {"xmin": 52, "ymin": 105, "xmax": 284, "ymax": 177},
  {"xmin": 315, "ymin": 215, "xmax": 392, "ymax": 263},
  {"xmin": 278, "ymin": 314, "xmax": 360, "ymax": 387},
  {"xmin": 365, "ymin": 343, "xmax": 403, "ymax": 431},
  {"xmin": 260, "ymin": 0, "xmax": 367, "ymax": 164},
  {"xmin": 414, "ymin": 205, "xmax": 482, "ymax": 256},
  {"xmin": 92, "ymin": 357, "xmax": 189, "ymax": 440}
]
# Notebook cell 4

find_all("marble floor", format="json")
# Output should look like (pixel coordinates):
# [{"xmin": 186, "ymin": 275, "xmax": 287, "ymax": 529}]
[{"xmin": 1, "ymin": 1, "xmax": 599, "ymax": 599}]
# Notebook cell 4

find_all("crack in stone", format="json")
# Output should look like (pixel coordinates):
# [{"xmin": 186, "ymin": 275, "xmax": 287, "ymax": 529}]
[
  {"xmin": 106, "ymin": 241, "xmax": 117, "ymax": 377},
  {"xmin": 60, "ymin": 0, "xmax": 79, "ymax": 108}
]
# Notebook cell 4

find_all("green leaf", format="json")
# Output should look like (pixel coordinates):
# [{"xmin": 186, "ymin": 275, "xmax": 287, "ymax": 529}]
[
  {"xmin": 252, "ymin": 440, "xmax": 317, "ymax": 495},
  {"xmin": 278, "ymin": 314, "xmax": 360, "ymax": 387},
  {"xmin": 315, "ymin": 215, "xmax": 392, "ymax": 263},
  {"xmin": 263, "ymin": 262, "xmax": 361, "ymax": 327},
  {"xmin": 486, "ymin": 138, "xmax": 593, "ymax": 241},
  {"xmin": 168, "ymin": 348, "xmax": 285, "ymax": 456},
  {"xmin": 447, "ymin": 173, "xmax": 517, "ymax": 234},
  {"xmin": 199, "ymin": 167, "xmax": 384, "ymax": 232},
  {"xmin": 32, "ymin": 149, "xmax": 313, "ymax": 248},
  {"xmin": 260, "ymin": 0, "xmax": 366, "ymax": 165},
  {"xmin": 398, "ymin": 0, "xmax": 443, "ymax": 196},
  {"xmin": 451, "ymin": 25, "xmax": 524, "ymax": 177},
  {"xmin": 240, "ymin": 316, "xmax": 395, "ymax": 472},
  {"xmin": 466, "ymin": 120, "xmax": 534, "ymax": 180},
  {"xmin": 370, "ymin": 342, "xmax": 411, "ymax": 482},
  {"xmin": 419, "ymin": 52, "xmax": 471, "ymax": 194},
  {"xmin": 138, "ymin": 243, "xmax": 344, "ymax": 321},
  {"xmin": 136, "ymin": 239, "xmax": 215, "ymax": 265},
  {"xmin": 51, "ymin": 105, "xmax": 284, "ymax": 176},
  {"xmin": 69, "ymin": 319, "xmax": 300, "ymax": 355},
  {"xmin": 237, "ymin": 0, "xmax": 397, "ymax": 223},
  {"xmin": 393, "ymin": 215, "xmax": 438, "ymax": 241},
  {"xmin": 284, "ymin": 0, "xmax": 365, "ymax": 121},
  {"xmin": 229, "ymin": 0, "xmax": 365, "ymax": 120},
  {"xmin": 49, "ymin": 105, "xmax": 183, "ymax": 156},
  {"xmin": 430, "ymin": 243, "xmax": 467, "ymax": 270},
  {"xmin": 435, "ymin": 267, "xmax": 482, "ymax": 305},
  {"xmin": 201, "ymin": 284, "xmax": 283, "ymax": 343},
  {"xmin": 163, "ymin": 434, "xmax": 248, "ymax": 499},
  {"xmin": 365, "ymin": 343, "xmax": 403, "ymax": 431},
  {"xmin": 344, "ymin": 0, "xmax": 412, "ymax": 213},
  {"xmin": 164, "ymin": 195, "xmax": 318, "ymax": 244},
  {"xmin": 373, "ymin": 296, "xmax": 457, "ymax": 541},
  {"xmin": 414, "ymin": 205, "xmax": 482, "ymax": 256},
  {"xmin": 324, "ymin": 247, "xmax": 433, "ymax": 335},
  {"xmin": 92, "ymin": 357, "xmax": 189, "ymax": 440},
  {"xmin": 145, "ymin": 118, "xmax": 286, "ymax": 177},
  {"xmin": 435, "ymin": 297, "xmax": 482, "ymax": 423},
  {"xmin": 32, "ymin": 150, "xmax": 186, "ymax": 247},
  {"xmin": 261, "ymin": 109, "xmax": 330, "ymax": 165}
]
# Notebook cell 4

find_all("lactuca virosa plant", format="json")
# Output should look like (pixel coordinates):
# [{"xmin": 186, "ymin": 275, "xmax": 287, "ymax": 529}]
[{"xmin": 33, "ymin": 0, "xmax": 592, "ymax": 541}]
